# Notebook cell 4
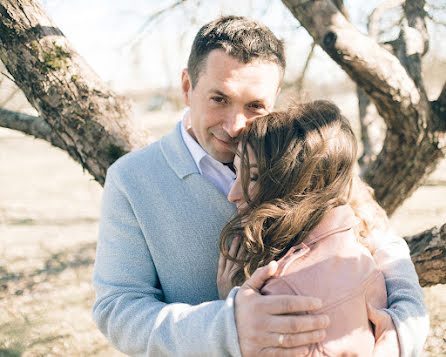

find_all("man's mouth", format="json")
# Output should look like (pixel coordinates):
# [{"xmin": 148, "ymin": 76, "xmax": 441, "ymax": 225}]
[{"xmin": 213, "ymin": 135, "xmax": 234, "ymax": 147}]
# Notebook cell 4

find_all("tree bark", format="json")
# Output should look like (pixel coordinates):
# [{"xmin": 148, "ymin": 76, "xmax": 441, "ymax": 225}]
[
  {"xmin": 0, "ymin": 0, "xmax": 150, "ymax": 185},
  {"xmin": 405, "ymin": 223, "xmax": 446, "ymax": 286},
  {"xmin": 281, "ymin": 0, "xmax": 446, "ymax": 216}
]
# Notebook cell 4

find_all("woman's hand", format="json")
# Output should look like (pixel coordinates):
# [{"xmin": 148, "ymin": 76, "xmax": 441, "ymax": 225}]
[
  {"xmin": 217, "ymin": 235, "xmax": 244, "ymax": 300},
  {"xmin": 367, "ymin": 303, "xmax": 400, "ymax": 357}
]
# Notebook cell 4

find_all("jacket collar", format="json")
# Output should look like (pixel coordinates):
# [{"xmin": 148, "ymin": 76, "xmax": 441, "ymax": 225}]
[
  {"xmin": 160, "ymin": 121, "xmax": 199, "ymax": 179},
  {"xmin": 304, "ymin": 205, "xmax": 360, "ymax": 246}
]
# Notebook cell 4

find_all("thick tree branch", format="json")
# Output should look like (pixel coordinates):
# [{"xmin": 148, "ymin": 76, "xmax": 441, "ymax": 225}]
[
  {"xmin": 432, "ymin": 81, "xmax": 446, "ymax": 129},
  {"xmin": 0, "ymin": 107, "xmax": 67, "ymax": 150},
  {"xmin": 0, "ymin": 0, "xmax": 150, "ymax": 185},
  {"xmin": 388, "ymin": 0, "xmax": 429, "ymax": 92},
  {"xmin": 282, "ymin": 0, "xmax": 420, "ymax": 131},
  {"xmin": 405, "ymin": 223, "xmax": 446, "ymax": 286},
  {"xmin": 282, "ymin": 0, "xmax": 445, "ymax": 215},
  {"xmin": 331, "ymin": 0, "xmax": 349, "ymax": 18},
  {"xmin": 404, "ymin": 0, "xmax": 429, "ymax": 56}
]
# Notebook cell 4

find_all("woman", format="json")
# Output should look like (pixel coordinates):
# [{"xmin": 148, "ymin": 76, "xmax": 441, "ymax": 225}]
[{"xmin": 217, "ymin": 100, "xmax": 395, "ymax": 356}]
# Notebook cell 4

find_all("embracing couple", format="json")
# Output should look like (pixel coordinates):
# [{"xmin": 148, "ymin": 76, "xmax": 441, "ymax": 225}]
[{"xmin": 92, "ymin": 16, "xmax": 428, "ymax": 357}]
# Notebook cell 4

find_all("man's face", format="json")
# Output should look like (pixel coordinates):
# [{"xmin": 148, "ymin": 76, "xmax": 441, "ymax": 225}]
[{"xmin": 181, "ymin": 49, "xmax": 281, "ymax": 163}]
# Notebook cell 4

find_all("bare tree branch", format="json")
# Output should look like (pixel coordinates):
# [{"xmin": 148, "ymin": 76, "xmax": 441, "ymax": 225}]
[
  {"xmin": 126, "ymin": 0, "xmax": 192, "ymax": 49},
  {"xmin": 368, "ymin": 0, "xmax": 404, "ymax": 39},
  {"xmin": 427, "ymin": 13, "xmax": 446, "ymax": 26},
  {"xmin": 282, "ymin": 0, "xmax": 419, "ymax": 131},
  {"xmin": 405, "ymin": 223, "xmax": 446, "ymax": 286},
  {"xmin": 0, "ymin": 107, "xmax": 67, "ymax": 150},
  {"xmin": 282, "ymin": 0, "xmax": 445, "ymax": 215},
  {"xmin": 393, "ymin": 0, "xmax": 429, "ymax": 89},
  {"xmin": 296, "ymin": 42, "xmax": 315, "ymax": 92}
]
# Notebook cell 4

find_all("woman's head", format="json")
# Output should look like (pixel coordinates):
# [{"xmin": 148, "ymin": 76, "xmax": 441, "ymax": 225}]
[
  {"xmin": 221, "ymin": 100, "xmax": 361, "ymax": 285},
  {"xmin": 229, "ymin": 100, "xmax": 357, "ymax": 211}
]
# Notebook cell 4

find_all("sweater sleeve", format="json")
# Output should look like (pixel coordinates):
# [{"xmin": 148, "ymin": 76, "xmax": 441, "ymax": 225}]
[
  {"xmin": 92, "ymin": 165, "xmax": 241, "ymax": 357},
  {"xmin": 372, "ymin": 229, "xmax": 429, "ymax": 357}
]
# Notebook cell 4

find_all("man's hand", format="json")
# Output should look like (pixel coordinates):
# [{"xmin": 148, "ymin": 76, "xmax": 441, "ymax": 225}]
[
  {"xmin": 367, "ymin": 304, "xmax": 400, "ymax": 357},
  {"xmin": 235, "ymin": 261, "xmax": 330, "ymax": 357}
]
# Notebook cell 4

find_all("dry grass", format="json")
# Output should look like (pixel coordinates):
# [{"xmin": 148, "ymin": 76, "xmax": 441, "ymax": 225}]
[{"xmin": 0, "ymin": 116, "xmax": 445, "ymax": 356}]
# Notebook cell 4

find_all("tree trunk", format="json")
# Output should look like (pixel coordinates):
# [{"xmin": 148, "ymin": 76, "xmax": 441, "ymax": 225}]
[
  {"xmin": 406, "ymin": 223, "xmax": 446, "ymax": 286},
  {"xmin": 281, "ymin": 0, "xmax": 446, "ymax": 216},
  {"xmin": 0, "ymin": 0, "xmax": 150, "ymax": 185}
]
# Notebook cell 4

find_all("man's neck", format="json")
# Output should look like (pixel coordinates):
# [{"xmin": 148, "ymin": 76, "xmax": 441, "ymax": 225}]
[{"xmin": 184, "ymin": 111, "xmax": 197, "ymax": 141}]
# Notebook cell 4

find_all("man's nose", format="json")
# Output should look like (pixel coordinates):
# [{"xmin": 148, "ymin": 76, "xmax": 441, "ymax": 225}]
[{"xmin": 223, "ymin": 111, "xmax": 247, "ymax": 138}]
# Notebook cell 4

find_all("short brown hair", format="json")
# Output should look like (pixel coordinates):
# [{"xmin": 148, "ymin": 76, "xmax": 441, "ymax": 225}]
[{"xmin": 187, "ymin": 16, "xmax": 286, "ymax": 88}]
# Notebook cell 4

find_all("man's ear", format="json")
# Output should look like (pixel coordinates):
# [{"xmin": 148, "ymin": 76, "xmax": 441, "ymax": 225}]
[
  {"xmin": 181, "ymin": 69, "xmax": 192, "ymax": 107},
  {"xmin": 275, "ymin": 86, "xmax": 281, "ymax": 104}
]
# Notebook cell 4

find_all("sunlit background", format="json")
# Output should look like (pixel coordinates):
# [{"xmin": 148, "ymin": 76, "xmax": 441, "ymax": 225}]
[{"xmin": 1, "ymin": 1, "xmax": 445, "ymax": 355}]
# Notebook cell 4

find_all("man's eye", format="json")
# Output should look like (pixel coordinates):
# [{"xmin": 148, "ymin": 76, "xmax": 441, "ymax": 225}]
[
  {"xmin": 212, "ymin": 97, "xmax": 225, "ymax": 103},
  {"xmin": 250, "ymin": 174, "xmax": 258, "ymax": 182},
  {"xmin": 250, "ymin": 103, "xmax": 264, "ymax": 110}
]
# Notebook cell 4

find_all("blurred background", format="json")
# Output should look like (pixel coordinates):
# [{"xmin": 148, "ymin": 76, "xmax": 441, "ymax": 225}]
[{"xmin": 0, "ymin": 0, "xmax": 445, "ymax": 355}]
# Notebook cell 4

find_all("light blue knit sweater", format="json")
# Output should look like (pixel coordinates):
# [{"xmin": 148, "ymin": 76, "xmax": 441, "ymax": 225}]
[{"xmin": 92, "ymin": 122, "xmax": 429, "ymax": 356}]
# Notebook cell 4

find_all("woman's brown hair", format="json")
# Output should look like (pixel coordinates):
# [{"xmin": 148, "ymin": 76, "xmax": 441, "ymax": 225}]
[{"xmin": 219, "ymin": 100, "xmax": 387, "ymax": 286}]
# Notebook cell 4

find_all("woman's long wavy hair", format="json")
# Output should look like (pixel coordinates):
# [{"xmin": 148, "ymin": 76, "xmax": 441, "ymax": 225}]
[{"xmin": 219, "ymin": 100, "xmax": 388, "ymax": 286}]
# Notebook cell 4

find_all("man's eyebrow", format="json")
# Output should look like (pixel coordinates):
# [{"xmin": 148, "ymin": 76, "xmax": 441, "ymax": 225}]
[{"xmin": 209, "ymin": 89, "xmax": 228, "ymax": 97}]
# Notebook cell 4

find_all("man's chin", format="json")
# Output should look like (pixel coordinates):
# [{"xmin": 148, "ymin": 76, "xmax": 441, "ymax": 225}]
[
  {"xmin": 209, "ymin": 149, "xmax": 234, "ymax": 164},
  {"xmin": 216, "ymin": 154, "xmax": 235, "ymax": 164}
]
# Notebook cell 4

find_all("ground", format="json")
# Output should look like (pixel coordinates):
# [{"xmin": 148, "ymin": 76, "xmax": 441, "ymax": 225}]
[{"xmin": 0, "ymin": 112, "xmax": 445, "ymax": 356}]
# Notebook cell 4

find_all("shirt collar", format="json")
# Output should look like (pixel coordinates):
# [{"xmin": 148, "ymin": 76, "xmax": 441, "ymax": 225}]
[{"xmin": 180, "ymin": 111, "xmax": 208, "ymax": 174}]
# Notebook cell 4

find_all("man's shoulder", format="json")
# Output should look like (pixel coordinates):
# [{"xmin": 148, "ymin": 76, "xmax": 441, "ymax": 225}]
[
  {"xmin": 105, "ymin": 143, "xmax": 159, "ymax": 183},
  {"xmin": 115, "ymin": 139, "xmax": 162, "ymax": 169},
  {"xmin": 112, "ymin": 123, "xmax": 182, "ymax": 172}
]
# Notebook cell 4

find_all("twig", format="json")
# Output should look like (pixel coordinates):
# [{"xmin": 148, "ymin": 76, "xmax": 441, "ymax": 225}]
[
  {"xmin": 427, "ymin": 13, "xmax": 446, "ymax": 26},
  {"xmin": 296, "ymin": 42, "xmax": 316, "ymax": 92},
  {"xmin": 368, "ymin": 0, "xmax": 405, "ymax": 39},
  {"xmin": 1, "ymin": 71, "xmax": 17, "ymax": 85},
  {"xmin": 0, "ymin": 87, "xmax": 20, "ymax": 107},
  {"xmin": 124, "ymin": 0, "xmax": 192, "ymax": 49}
]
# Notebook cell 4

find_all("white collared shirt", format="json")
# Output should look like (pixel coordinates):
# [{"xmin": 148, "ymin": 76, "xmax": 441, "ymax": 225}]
[{"xmin": 180, "ymin": 112, "xmax": 235, "ymax": 196}]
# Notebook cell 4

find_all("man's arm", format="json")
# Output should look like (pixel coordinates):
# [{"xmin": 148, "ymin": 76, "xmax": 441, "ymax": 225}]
[
  {"xmin": 92, "ymin": 166, "xmax": 241, "ymax": 357},
  {"xmin": 372, "ymin": 229, "xmax": 430, "ymax": 357},
  {"xmin": 234, "ymin": 262, "xmax": 330, "ymax": 357}
]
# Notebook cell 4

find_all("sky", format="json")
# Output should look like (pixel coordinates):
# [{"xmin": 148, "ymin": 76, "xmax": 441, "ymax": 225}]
[{"xmin": 40, "ymin": 0, "xmax": 446, "ymax": 91}]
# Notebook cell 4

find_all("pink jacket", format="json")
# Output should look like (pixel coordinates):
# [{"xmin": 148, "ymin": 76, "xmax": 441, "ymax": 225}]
[{"xmin": 261, "ymin": 205, "xmax": 387, "ymax": 357}]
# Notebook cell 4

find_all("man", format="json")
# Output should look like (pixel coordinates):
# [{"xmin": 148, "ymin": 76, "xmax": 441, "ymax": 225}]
[{"xmin": 92, "ymin": 16, "xmax": 428, "ymax": 356}]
